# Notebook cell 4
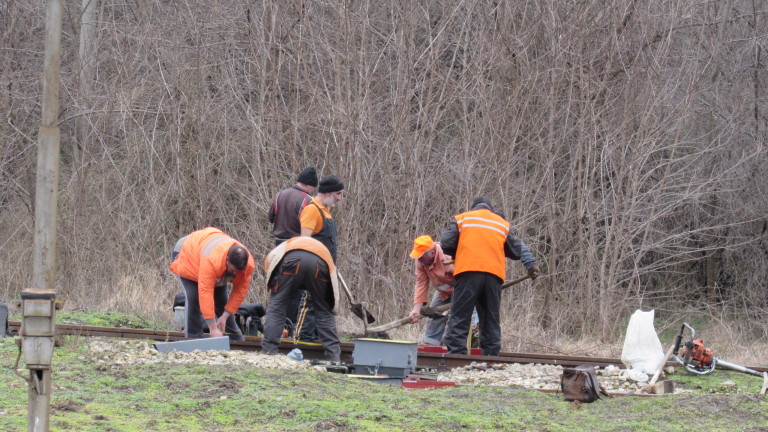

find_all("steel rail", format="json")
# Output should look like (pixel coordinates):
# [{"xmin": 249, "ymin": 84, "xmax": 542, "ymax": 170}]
[{"xmin": 8, "ymin": 321, "xmax": 768, "ymax": 373}]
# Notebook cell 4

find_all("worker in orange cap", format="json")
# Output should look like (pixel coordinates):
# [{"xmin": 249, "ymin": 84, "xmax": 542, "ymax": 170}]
[
  {"xmin": 408, "ymin": 235, "xmax": 458, "ymax": 346},
  {"xmin": 170, "ymin": 227, "xmax": 255, "ymax": 340}
]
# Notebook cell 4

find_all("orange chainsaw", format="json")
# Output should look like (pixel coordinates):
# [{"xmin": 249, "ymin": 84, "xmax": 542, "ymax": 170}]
[{"xmin": 672, "ymin": 322, "xmax": 763, "ymax": 377}]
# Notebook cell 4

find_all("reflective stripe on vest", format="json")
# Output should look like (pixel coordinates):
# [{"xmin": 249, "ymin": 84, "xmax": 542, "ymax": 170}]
[
  {"xmin": 454, "ymin": 209, "xmax": 509, "ymax": 280},
  {"xmin": 201, "ymin": 235, "xmax": 230, "ymax": 257}
]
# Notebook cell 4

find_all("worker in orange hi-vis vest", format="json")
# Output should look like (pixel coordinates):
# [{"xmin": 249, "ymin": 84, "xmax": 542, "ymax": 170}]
[
  {"xmin": 170, "ymin": 227, "xmax": 255, "ymax": 340},
  {"xmin": 439, "ymin": 197, "xmax": 540, "ymax": 356}
]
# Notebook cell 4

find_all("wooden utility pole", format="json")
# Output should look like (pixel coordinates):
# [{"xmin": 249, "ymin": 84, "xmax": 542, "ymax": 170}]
[{"xmin": 28, "ymin": 1, "xmax": 62, "ymax": 431}]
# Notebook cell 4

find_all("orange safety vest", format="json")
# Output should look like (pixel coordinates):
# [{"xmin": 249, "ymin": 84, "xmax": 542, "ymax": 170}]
[
  {"xmin": 169, "ymin": 227, "xmax": 255, "ymax": 320},
  {"xmin": 453, "ymin": 208, "xmax": 510, "ymax": 280}
]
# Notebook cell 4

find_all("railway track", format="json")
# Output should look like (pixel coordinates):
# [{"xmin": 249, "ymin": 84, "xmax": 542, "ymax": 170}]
[{"xmin": 8, "ymin": 321, "xmax": 768, "ymax": 373}]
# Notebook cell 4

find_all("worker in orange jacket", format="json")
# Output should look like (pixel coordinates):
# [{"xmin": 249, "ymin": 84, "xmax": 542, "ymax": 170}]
[
  {"xmin": 170, "ymin": 227, "xmax": 255, "ymax": 340},
  {"xmin": 440, "ymin": 197, "xmax": 540, "ymax": 356}
]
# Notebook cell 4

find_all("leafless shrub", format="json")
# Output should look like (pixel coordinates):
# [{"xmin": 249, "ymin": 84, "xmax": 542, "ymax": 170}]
[{"xmin": 1, "ymin": 0, "xmax": 765, "ymax": 355}]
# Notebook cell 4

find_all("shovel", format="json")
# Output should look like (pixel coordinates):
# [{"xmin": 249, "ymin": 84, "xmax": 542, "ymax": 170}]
[
  {"xmin": 366, "ymin": 274, "xmax": 531, "ymax": 334},
  {"xmin": 337, "ymin": 272, "xmax": 376, "ymax": 324}
]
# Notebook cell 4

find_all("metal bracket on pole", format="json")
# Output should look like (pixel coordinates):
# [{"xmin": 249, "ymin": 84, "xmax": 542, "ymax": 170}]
[{"xmin": 20, "ymin": 289, "xmax": 59, "ymax": 432}]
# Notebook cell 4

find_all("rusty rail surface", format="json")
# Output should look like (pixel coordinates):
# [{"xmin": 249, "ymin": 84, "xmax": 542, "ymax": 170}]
[{"xmin": 8, "ymin": 321, "xmax": 768, "ymax": 373}]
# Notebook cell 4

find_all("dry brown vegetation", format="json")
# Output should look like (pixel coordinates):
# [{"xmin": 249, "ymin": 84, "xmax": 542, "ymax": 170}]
[{"xmin": 1, "ymin": 0, "xmax": 766, "ymax": 356}]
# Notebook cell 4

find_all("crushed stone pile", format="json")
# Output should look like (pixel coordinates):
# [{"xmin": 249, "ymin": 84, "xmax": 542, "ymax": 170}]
[
  {"xmin": 83, "ymin": 338, "xmax": 680, "ymax": 393},
  {"xmin": 435, "ymin": 362, "xmax": 674, "ymax": 393},
  {"xmin": 86, "ymin": 338, "xmax": 313, "ymax": 370}
]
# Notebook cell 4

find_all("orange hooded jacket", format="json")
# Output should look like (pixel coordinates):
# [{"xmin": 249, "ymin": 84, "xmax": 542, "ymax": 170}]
[{"xmin": 169, "ymin": 227, "xmax": 255, "ymax": 320}]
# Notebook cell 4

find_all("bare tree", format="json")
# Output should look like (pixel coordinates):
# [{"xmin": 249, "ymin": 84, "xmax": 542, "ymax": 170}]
[{"xmin": 1, "ymin": 0, "xmax": 766, "ymax": 344}]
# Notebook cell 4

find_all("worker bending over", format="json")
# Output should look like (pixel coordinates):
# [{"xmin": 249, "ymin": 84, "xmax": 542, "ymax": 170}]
[
  {"xmin": 170, "ymin": 227, "xmax": 255, "ymax": 340},
  {"xmin": 261, "ymin": 237, "xmax": 341, "ymax": 361}
]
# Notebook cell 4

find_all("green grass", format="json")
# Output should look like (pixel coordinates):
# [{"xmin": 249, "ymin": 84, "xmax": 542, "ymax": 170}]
[
  {"xmin": 10, "ymin": 310, "xmax": 167, "ymax": 330},
  {"xmin": 1, "ymin": 336, "xmax": 767, "ymax": 431},
  {"xmin": 56, "ymin": 310, "xmax": 164, "ymax": 329}
]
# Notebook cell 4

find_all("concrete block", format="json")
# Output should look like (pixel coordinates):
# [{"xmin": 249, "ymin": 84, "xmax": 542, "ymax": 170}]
[
  {"xmin": 154, "ymin": 336, "xmax": 230, "ymax": 353},
  {"xmin": 654, "ymin": 380, "xmax": 675, "ymax": 394}
]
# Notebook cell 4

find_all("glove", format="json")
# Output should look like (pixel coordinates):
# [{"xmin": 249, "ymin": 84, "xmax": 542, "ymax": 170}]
[{"xmin": 527, "ymin": 266, "xmax": 541, "ymax": 280}]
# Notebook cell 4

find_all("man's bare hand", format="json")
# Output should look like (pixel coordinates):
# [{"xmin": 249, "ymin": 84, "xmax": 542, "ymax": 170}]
[
  {"xmin": 409, "ymin": 305, "xmax": 423, "ymax": 324},
  {"xmin": 208, "ymin": 326, "xmax": 223, "ymax": 338}
]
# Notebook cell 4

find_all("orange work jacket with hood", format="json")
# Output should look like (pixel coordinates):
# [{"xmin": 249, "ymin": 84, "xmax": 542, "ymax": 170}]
[
  {"xmin": 169, "ymin": 227, "xmax": 255, "ymax": 321},
  {"xmin": 453, "ymin": 208, "xmax": 510, "ymax": 280}
]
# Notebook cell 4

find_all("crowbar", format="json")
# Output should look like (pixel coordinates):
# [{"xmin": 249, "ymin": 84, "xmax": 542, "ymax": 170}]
[{"xmin": 366, "ymin": 274, "xmax": 531, "ymax": 334}]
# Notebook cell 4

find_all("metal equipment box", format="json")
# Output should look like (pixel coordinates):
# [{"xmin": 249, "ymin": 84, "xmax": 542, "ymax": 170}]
[{"xmin": 352, "ymin": 338, "xmax": 418, "ymax": 377}]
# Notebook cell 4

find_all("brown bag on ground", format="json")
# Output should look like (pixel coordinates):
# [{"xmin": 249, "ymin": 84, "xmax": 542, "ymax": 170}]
[{"xmin": 560, "ymin": 365, "xmax": 609, "ymax": 402}]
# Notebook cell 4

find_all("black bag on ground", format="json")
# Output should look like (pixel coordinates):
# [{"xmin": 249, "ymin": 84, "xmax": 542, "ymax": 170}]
[
  {"xmin": 560, "ymin": 365, "xmax": 609, "ymax": 402},
  {"xmin": 235, "ymin": 303, "xmax": 267, "ymax": 336},
  {"xmin": 173, "ymin": 293, "xmax": 186, "ymax": 309}
]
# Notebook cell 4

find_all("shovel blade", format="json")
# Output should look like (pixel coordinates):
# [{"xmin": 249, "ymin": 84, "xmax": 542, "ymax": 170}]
[{"xmin": 350, "ymin": 303, "xmax": 376, "ymax": 324}]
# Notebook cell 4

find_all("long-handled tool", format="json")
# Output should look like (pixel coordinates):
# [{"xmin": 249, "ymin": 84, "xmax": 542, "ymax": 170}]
[
  {"xmin": 366, "ymin": 274, "xmax": 531, "ymax": 334},
  {"xmin": 672, "ymin": 322, "xmax": 764, "ymax": 377},
  {"xmin": 337, "ymin": 272, "xmax": 376, "ymax": 324}
]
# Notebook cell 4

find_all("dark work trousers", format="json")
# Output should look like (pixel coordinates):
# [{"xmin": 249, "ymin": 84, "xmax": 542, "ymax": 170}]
[
  {"xmin": 445, "ymin": 271, "xmax": 502, "ymax": 356},
  {"xmin": 172, "ymin": 248, "xmax": 244, "ymax": 342},
  {"xmin": 261, "ymin": 250, "xmax": 341, "ymax": 361},
  {"xmin": 176, "ymin": 277, "xmax": 245, "ymax": 341},
  {"xmin": 423, "ymin": 292, "xmax": 479, "ymax": 346},
  {"xmin": 275, "ymin": 239, "xmax": 318, "ymax": 341}
]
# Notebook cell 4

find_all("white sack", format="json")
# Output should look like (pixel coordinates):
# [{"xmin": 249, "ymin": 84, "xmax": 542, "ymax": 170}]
[{"xmin": 620, "ymin": 309, "xmax": 664, "ymax": 375}]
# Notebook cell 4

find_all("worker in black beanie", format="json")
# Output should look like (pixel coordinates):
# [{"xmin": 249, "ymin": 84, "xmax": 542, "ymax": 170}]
[
  {"xmin": 301, "ymin": 175, "xmax": 344, "ymax": 259},
  {"xmin": 296, "ymin": 167, "xmax": 319, "ymax": 187},
  {"xmin": 267, "ymin": 166, "xmax": 322, "ymax": 342},
  {"xmin": 289, "ymin": 174, "xmax": 345, "ymax": 343},
  {"xmin": 317, "ymin": 175, "xmax": 344, "ymax": 193},
  {"xmin": 268, "ymin": 167, "xmax": 318, "ymax": 244}
]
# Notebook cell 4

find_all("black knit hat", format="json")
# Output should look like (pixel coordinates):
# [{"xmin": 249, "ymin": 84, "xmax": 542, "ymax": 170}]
[
  {"xmin": 318, "ymin": 175, "xmax": 344, "ymax": 193},
  {"xmin": 296, "ymin": 166, "xmax": 318, "ymax": 187},
  {"xmin": 471, "ymin": 196, "xmax": 494, "ymax": 211}
]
